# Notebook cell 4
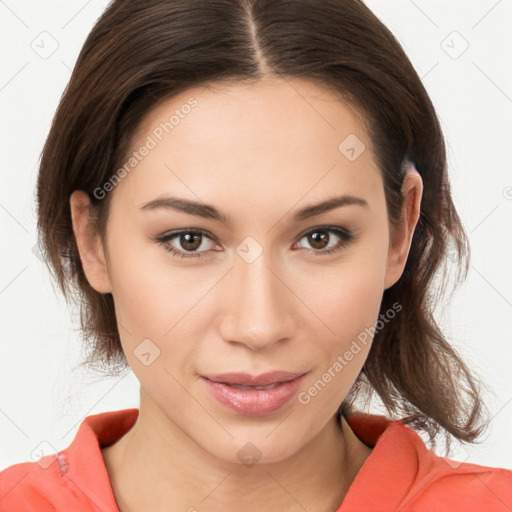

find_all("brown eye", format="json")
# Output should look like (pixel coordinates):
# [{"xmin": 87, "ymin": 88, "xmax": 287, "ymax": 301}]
[
  {"xmin": 154, "ymin": 229, "xmax": 218, "ymax": 259},
  {"xmin": 296, "ymin": 226, "xmax": 355, "ymax": 256},
  {"xmin": 153, "ymin": 226, "xmax": 356, "ymax": 260}
]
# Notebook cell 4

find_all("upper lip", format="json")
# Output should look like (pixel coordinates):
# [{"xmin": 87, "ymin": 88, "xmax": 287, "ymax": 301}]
[{"xmin": 202, "ymin": 371, "xmax": 307, "ymax": 386}]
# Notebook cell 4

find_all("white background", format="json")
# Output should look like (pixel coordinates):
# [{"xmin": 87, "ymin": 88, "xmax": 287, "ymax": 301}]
[{"xmin": 1, "ymin": 0, "xmax": 511, "ymax": 471}]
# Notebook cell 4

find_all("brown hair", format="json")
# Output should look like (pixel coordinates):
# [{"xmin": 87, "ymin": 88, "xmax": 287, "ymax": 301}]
[{"xmin": 36, "ymin": 0, "xmax": 489, "ymax": 452}]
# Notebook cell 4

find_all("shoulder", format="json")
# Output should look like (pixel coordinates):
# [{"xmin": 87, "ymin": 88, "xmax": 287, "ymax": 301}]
[
  {"xmin": 405, "ymin": 461, "xmax": 512, "ymax": 511},
  {"xmin": 0, "ymin": 454, "xmax": 72, "ymax": 511},
  {"xmin": 0, "ymin": 408, "xmax": 137, "ymax": 511},
  {"xmin": 342, "ymin": 412, "xmax": 512, "ymax": 511}
]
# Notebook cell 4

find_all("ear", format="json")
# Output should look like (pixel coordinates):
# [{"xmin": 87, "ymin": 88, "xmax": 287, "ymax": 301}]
[
  {"xmin": 69, "ymin": 190, "xmax": 112, "ymax": 294},
  {"xmin": 383, "ymin": 164, "xmax": 423, "ymax": 290}
]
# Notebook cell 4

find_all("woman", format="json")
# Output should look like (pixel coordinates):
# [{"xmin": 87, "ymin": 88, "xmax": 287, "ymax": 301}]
[{"xmin": 1, "ymin": 0, "xmax": 511, "ymax": 511}]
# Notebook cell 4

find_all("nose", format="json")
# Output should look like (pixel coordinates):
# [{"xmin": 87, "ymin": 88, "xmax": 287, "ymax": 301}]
[{"xmin": 219, "ymin": 250, "xmax": 296, "ymax": 351}]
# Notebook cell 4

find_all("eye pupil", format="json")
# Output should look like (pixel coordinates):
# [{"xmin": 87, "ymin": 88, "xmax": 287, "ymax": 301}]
[
  {"xmin": 181, "ymin": 233, "xmax": 202, "ymax": 251},
  {"xmin": 308, "ymin": 231, "xmax": 329, "ymax": 249}
]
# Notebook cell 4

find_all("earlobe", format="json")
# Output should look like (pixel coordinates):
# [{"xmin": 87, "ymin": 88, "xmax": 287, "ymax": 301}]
[
  {"xmin": 69, "ymin": 190, "xmax": 112, "ymax": 294},
  {"xmin": 383, "ymin": 165, "xmax": 423, "ymax": 290}
]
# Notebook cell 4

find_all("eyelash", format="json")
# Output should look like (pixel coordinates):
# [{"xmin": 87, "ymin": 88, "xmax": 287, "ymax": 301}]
[{"xmin": 152, "ymin": 226, "xmax": 356, "ymax": 260}]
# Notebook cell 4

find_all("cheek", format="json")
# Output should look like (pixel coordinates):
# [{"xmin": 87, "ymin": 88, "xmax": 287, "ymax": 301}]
[
  {"xmin": 316, "ymin": 276, "xmax": 382, "ymax": 378},
  {"xmin": 297, "ymin": 277, "xmax": 383, "ymax": 415},
  {"xmin": 304, "ymin": 228, "xmax": 389, "ymax": 388},
  {"xmin": 106, "ymin": 228, "xmax": 201, "ymax": 334},
  {"xmin": 106, "ymin": 234, "xmax": 222, "ymax": 380},
  {"xmin": 308, "ymin": 235, "xmax": 389, "ymax": 340}
]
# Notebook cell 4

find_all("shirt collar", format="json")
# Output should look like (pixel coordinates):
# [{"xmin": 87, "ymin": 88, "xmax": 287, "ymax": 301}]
[{"xmin": 62, "ymin": 407, "xmax": 429, "ymax": 512}]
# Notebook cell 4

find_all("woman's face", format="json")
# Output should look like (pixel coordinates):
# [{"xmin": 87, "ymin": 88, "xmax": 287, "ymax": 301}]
[{"xmin": 73, "ymin": 77, "xmax": 419, "ymax": 464}]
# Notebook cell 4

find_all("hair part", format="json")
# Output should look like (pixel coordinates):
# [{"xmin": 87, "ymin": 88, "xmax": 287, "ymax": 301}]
[{"xmin": 36, "ymin": 0, "xmax": 489, "ymax": 453}]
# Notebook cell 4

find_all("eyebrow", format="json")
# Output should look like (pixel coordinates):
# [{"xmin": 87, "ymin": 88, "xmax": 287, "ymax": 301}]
[{"xmin": 140, "ymin": 194, "xmax": 369, "ymax": 225}]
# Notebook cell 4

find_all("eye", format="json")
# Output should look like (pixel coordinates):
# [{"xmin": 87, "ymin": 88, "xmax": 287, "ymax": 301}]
[
  {"xmin": 153, "ymin": 226, "xmax": 356, "ymax": 260},
  {"xmin": 294, "ymin": 226, "xmax": 355, "ymax": 256},
  {"xmin": 153, "ymin": 229, "xmax": 219, "ymax": 259}
]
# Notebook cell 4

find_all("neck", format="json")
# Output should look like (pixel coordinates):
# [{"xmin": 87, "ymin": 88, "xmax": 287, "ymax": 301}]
[{"xmin": 102, "ymin": 393, "xmax": 372, "ymax": 512}]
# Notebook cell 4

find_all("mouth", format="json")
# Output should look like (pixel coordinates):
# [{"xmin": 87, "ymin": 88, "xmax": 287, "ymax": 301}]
[{"xmin": 200, "ymin": 371, "xmax": 309, "ymax": 416}]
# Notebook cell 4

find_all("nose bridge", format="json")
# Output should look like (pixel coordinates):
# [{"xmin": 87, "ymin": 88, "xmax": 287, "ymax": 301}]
[{"xmin": 222, "ymin": 245, "xmax": 293, "ymax": 350}]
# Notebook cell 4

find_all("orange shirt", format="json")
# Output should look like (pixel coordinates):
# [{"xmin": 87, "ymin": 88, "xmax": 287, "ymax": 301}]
[{"xmin": 1, "ymin": 408, "xmax": 511, "ymax": 511}]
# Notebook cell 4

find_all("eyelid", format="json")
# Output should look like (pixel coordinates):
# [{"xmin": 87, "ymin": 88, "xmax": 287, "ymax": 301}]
[
  {"xmin": 295, "ymin": 224, "xmax": 353, "ymax": 240},
  {"xmin": 153, "ymin": 228, "xmax": 218, "ymax": 245}
]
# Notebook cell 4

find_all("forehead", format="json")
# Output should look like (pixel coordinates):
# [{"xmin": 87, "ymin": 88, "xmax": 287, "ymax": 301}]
[
  {"xmin": 132, "ymin": 76, "xmax": 369, "ymax": 151},
  {"xmin": 111, "ymin": 77, "xmax": 382, "ymax": 214}
]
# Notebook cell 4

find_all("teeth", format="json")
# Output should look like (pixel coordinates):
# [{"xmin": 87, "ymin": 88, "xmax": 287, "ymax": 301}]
[{"xmin": 225, "ymin": 382, "xmax": 282, "ymax": 390}]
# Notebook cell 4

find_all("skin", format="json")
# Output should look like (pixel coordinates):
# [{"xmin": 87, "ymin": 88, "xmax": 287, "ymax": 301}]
[{"xmin": 70, "ymin": 76, "xmax": 422, "ymax": 512}]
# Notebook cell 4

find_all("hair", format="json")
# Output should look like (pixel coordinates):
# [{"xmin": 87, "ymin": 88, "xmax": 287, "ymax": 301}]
[{"xmin": 36, "ymin": 0, "xmax": 489, "ymax": 453}]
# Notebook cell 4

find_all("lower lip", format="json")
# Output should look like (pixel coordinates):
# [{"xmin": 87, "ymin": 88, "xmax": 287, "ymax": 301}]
[{"xmin": 201, "ymin": 374, "xmax": 307, "ymax": 416}]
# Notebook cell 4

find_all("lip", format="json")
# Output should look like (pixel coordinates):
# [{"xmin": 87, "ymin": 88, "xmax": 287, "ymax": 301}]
[
  {"xmin": 201, "ymin": 371, "xmax": 308, "ymax": 416},
  {"xmin": 201, "ymin": 371, "xmax": 307, "ymax": 386}
]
